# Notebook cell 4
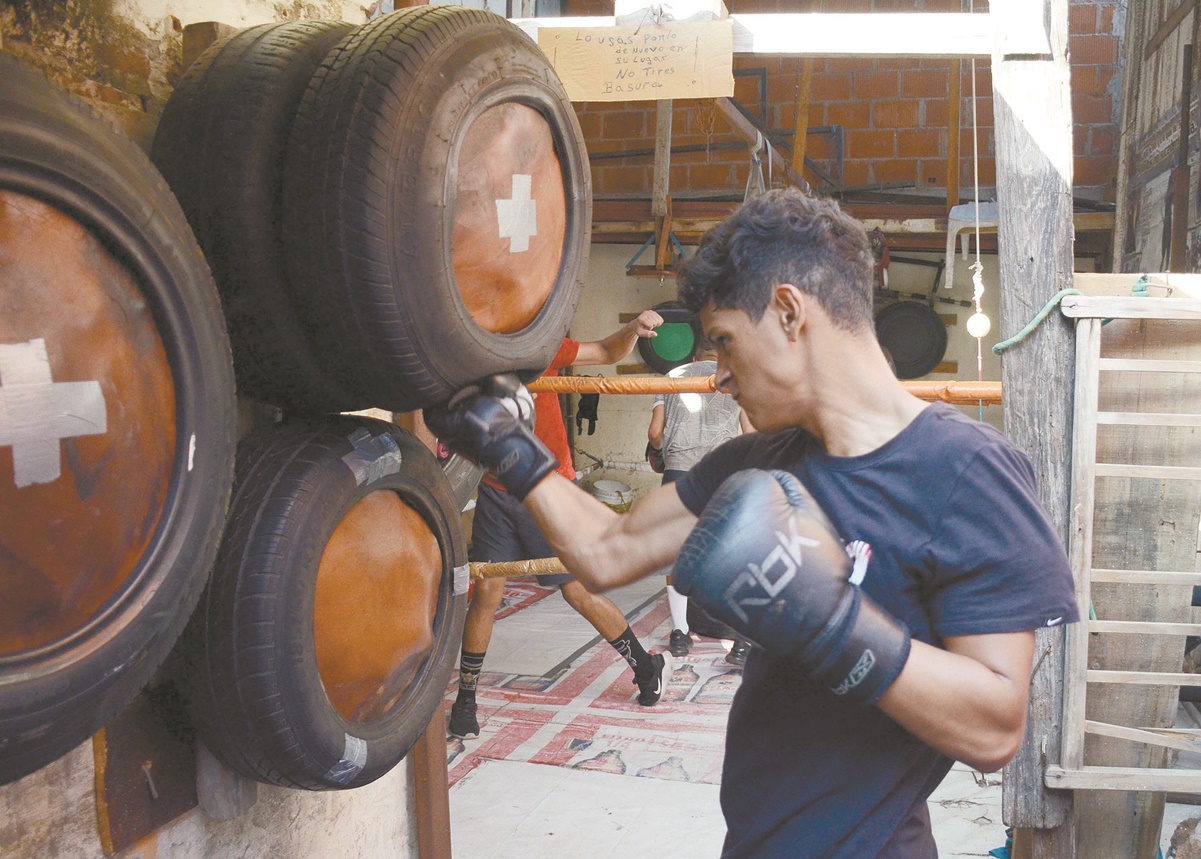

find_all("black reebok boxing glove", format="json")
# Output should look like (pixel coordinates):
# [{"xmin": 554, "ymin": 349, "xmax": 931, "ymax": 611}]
[
  {"xmin": 672, "ymin": 469, "xmax": 911, "ymax": 705},
  {"xmin": 645, "ymin": 441, "xmax": 665, "ymax": 474},
  {"xmin": 423, "ymin": 374, "xmax": 558, "ymax": 500}
]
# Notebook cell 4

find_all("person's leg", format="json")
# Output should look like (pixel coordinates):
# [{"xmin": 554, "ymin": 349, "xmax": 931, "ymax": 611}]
[
  {"xmin": 661, "ymin": 469, "xmax": 692, "ymax": 657},
  {"xmin": 558, "ymin": 580, "xmax": 672, "ymax": 706},
  {"xmin": 450, "ymin": 484, "xmax": 521, "ymax": 739}
]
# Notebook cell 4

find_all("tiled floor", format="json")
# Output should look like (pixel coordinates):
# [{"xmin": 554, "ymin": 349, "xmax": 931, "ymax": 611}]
[{"xmin": 442, "ymin": 573, "xmax": 1013, "ymax": 857}]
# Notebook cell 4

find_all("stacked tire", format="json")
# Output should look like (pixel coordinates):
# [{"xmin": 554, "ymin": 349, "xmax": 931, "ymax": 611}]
[
  {"xmin": 152, "ymin": 7, "xmax": 591, "ymax": 413},
  {"xmin": 0, "ymin": 54, "xmax": 237, "ymax": 785},
  {"xmin": 143, "ymin": 8, "xmax": 589, "ymax": 788}
]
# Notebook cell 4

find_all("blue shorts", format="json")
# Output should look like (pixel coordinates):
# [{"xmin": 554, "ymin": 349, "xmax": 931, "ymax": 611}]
[{"xmin": 469, "ymin": 482, "xmax": 572, "ymax": 587}]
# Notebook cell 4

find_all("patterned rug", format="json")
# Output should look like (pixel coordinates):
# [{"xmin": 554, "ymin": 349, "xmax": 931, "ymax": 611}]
[{"xmin": 445, "ymin": 589, "xmax": 741, "ymax": 789}]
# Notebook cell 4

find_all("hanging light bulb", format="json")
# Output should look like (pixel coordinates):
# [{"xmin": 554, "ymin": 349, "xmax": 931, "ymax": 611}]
[{"xmin": 966, "ymin": 311, "xmax": 992, "ymax": 339}]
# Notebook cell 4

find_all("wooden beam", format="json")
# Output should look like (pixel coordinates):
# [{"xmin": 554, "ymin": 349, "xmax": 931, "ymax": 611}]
[
  {"xmin": 713, "ymin": 98, "xmax": 809, "ymax": 191},
  {"xmin": 1144, "ymin": 0, "xmax": 1199, "ymax": 58},
  {"xmin": 1045, "ymin": 765, "xmax": 1201, "ymax": 794},
  {"xmin": 791, "ymin": 59, "xmax": 816, "ymax": 178},
  {"xmin": 651, "ymin": 100, "xmax": 672, "ymax": 219},
  {"xmin": 1172, "ymin": 45, "xmax": 1194, "ymax": 271},
  {"xmin": 993, "ymin": 0, "xmax": 1077, "ymax": 849},
  {"xmin": 946, "ymin": 59, "xmax": 961, "ymax": 208},
  {"xmin": 511, "ymin": 12, "xmax": 996, "ymax": 57}
]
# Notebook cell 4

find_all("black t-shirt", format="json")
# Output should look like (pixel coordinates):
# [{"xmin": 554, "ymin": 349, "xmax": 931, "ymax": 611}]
[{"xmin": 675, "ymin": 403, "xmax": 1079, "ymax": 859}]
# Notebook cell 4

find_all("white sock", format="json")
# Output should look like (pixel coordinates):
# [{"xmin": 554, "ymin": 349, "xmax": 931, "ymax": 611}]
[{"xmin": 667, "ymin": 584, "xmax": 689, "ymax": 634}]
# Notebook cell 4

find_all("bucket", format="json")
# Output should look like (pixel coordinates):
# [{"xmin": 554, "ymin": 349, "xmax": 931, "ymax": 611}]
[{"xmin": 589, "ymin": 479, "xmax": 634, "ymax": 513}]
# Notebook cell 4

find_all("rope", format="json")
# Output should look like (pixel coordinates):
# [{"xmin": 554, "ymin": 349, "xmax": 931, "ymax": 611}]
[
  {"xmin": 991, "ymin": 289, "xmax": 1082, "ymax": 355},
  {"xmin": 530, "ymin": 374, "xmax": 1003, "ymax": 404}
]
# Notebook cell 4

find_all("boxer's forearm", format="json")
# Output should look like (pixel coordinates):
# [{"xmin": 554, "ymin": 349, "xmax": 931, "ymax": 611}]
[{"xmin": 524, "ymin": 475, "xmax": 695, "ymax": 592}]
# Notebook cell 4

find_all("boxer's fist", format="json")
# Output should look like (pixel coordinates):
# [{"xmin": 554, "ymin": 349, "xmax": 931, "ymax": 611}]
[
  {"xmin": 672, "ymin": 469, "xmax": 910, "ymax": 705},
  {"xmin": 424, "ymin": 374, "xmax": 557, "ymax": 500}
]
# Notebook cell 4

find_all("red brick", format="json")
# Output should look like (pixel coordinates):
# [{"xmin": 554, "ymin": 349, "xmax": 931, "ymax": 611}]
[
  {"xmin": 1088, "ymin": 125, "xmax": 1117, "ymax": 157},
  {"xmin": 901, "ymin": 69, "xmax": 948, "ymax": 99},
  {"xmin": 896, "ymin": 128, "xmax": 943, "ymax": 158},
  {"xmin": 842, "ymin": 161, "xmax": 871, "ymax": 186},
  {"xmin": 1071, "ymin": 65, "xmax": 1100, "ymax": 97},
  {"xmin": 848, "ymin": 129, "xmax": 897, "ymax": 159},
  {"xmin": 813, "ymin": 72, "xmax": 853, "ymax": 101},
  {"xmin": 1099, "ymin": 4, "xmax": 1116, "ymax": 32},
  {"xmin": 1074, "ymin": 154, "xmax": 1117, "ymax": 186},
  {"xmin": 923, "ymin": 98, "xmax": 949, "ymax": 128},
  {"xmin": 827, "ymin": 100, "xmax": 871, "ymax": 130},
  {"xmin": 689, "ymin": 162, "xmax": 737, "ymax": 190},
  {"xmin": 602, "ymin": 110, "xmax": 648, "ymax": 141},
  {"xmin": 596, "ymin": 164, "xmax": 650, "ymax": 195},
  {"xmin": 576, "ymin": 110, "xmax": 602, "ymax": 143},
  {"xmin": 871, "ymin": 158, "xmax": 917, "ymax": 184},
  {"xmin": 1069, "ymin": 4, "xmax": 1098, "ymax": 35},
  {"xmin": 1073, "ymin": 94, "xmax": 1114, "ymax": 125},
  {"xmin": 873, "ymin": 100, "xmax": 919, "ymax": 128},
  {"xmin": 1071, "ymin": 34, "xmax": 1118, "ymax": 65},
  {"xmin": 854, "ymin": 70, "xmax": 900, "ymax": 99}
]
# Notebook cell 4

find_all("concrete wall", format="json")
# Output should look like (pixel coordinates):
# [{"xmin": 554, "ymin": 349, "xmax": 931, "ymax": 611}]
[{"xmin": 0, "ymin": 743, "xmax": 418, "ymax": 859}]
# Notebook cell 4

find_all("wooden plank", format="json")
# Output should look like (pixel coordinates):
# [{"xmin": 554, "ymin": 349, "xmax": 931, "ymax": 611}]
[
  {"xmin": 510, "ymin": 12, "xmax": 996, "ymax": 57},
  {"xmin": 1085, "ymin": 720, "xmax": 1201, "ymax": 755},
  {"xmin": 946, "ymin": 58, "xmax": 961, "ymax": 208},
  {"xmin": 791, "ymin": 59, "xmax": 816, "ymax": 177},
  {"xmin": 714, "ymin": 98, "xmax": 808, "ymax": 191},
  {"xmin": 1063, "ymin": 317, "xmax": 1101, "ymax": 773},
  {"xmin": 1089, "ymin": 670, "xmax": 1201, "ymax": 685},
  {"xmin": 994, "ymin": 0, "xmax": 1076, "ymax": 843},
  {"xmin": 1171, "ymin": 45, "xmax": 1194, "ymax": 271},
  {"xmin": 1092, "ymin": 569, "xmax": 1201, "ymax": 585},
  {"xmin": 1090, "ymin": 620, "xmax": 1201, "ymax": 635},
  {"xmin": 1144, "ymin": 0, "xmax": 1198, "ymax": 58},
  {"xmin": 1098, "ymin": 358, "xmax": 1201, "ymax": 372},
  {"xmin": 1097, "ymin": 411, "xmax": 1201, "ymax": 426},
  {"xmin": 1095, "ymin": 463, "xmax": 1201, "ymax": 480},
  {"xmin": 1061, "ymin": 295, "xmax": 1201, "ymax": 319},
  {"xmin": 1045, "ymin": 765, "xmax": 1201, "ymax": 793},
  {"xmin": 651, "ymin": 101, "xmax": 672, "ymax": 219}
]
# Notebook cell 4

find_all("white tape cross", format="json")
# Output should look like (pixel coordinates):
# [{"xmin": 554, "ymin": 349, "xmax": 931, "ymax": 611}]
[
  {"xmin": 495, "ymin": 173, "xmax": 537, "ymax": 253},
  {"xmin": 0, "ymin": 338, "xmax": 106, "ymax": 488}
]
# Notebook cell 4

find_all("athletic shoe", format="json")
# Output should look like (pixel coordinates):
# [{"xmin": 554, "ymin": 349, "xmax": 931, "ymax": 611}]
[
  {"xmin": 726, "ymin": 640, "xmax": 751, "ymax": 667},
  {"xmin": 448, "ymin": 699, "xmax": 479, "ymax": 739},
  {"xmin": 636, "ymin": 652, "xmax": 674, "ymax": 706},
  {"xmin": 668, "ymin": 628, "xmax": 692, "ymax": 658}
]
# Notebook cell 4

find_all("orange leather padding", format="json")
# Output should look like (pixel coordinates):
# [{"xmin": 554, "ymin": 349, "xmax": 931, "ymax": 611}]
[
  {"xmin": 0, "ymin": 190, "xmax": 175, "ymax": 655},
  {"xmin": 313, "ymin": 490, "xmax": 442, "ymax": 724},
  {"xmin": 452, "ymin": 102, "xmax": 565, "ymax": 334}
]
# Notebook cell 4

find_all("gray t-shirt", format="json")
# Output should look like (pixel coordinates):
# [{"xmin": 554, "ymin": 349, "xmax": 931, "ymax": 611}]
[{"xmin": 653, "ymin": 360, "xmax": 742, "ymax": 471}]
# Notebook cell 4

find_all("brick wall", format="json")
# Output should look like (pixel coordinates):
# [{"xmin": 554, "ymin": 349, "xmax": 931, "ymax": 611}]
[{"xmin": 567, "ymin": 0, "xmax": 1121, "ymax": 202}]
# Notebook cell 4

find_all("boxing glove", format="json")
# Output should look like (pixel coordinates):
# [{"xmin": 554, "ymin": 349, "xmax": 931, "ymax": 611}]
[
  {"xmin": 645, "ymin": 441, "xmax": 665, "ymax": 474},
  {"xmin": 423, "ymin": 374, "xmax": 558, "ymax": 500},
  {"xmin": 672, "ymin": 469, "xmax": 910, "ymax": 705}
]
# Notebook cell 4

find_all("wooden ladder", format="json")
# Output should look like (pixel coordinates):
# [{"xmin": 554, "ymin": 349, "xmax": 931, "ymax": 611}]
[{"xmin": 1047, "ymin": 295, "xmax": 1201, "ymax": 794}]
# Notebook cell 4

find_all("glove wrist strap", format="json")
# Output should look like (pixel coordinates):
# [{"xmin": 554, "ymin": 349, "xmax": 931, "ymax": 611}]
[{"xmin": 804, "ymin": 587, "xmax": 911, "ymax": 706}]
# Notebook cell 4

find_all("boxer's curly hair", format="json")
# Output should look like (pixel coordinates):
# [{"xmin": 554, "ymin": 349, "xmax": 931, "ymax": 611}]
[{"xmin": 676, "ymin": 188, "xmax": 875, "ymax": 333}]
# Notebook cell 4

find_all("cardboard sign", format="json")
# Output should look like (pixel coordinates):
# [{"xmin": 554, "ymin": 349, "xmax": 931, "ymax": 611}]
[{"xmin": 538, "ymin": 20, "xmax": 734, "ymax": 102}]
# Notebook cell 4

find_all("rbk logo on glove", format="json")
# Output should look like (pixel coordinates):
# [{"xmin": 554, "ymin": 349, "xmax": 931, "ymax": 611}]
[{"xmin": 720, "ymin": 517, "xmax": 824, "ymax": 625}]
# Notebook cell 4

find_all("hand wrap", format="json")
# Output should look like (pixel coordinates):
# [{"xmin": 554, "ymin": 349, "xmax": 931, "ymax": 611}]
[
  {"xmin": 423, "ymin": 374, "xmax": 558, "ymax": 500},
  {"xmin": 672, "ymin": 469, "xmax": 911, "ymax": 705}
]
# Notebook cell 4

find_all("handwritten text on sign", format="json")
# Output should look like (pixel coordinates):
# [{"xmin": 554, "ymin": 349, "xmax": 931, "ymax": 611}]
[{"xmin": 538, "ymin": 21, "xmax": 734, "ymax": 103}]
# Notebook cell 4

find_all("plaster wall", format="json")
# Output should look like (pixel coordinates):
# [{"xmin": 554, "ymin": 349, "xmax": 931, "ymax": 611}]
[{"xmin": 0, "ymin": 742, "xmax": 418, "ymax": 858}]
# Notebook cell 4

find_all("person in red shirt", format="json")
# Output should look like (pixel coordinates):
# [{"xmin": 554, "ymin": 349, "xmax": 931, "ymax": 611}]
[{"xmin": 449, "ymin": 310, "xmax": 670, "ymax": 740}]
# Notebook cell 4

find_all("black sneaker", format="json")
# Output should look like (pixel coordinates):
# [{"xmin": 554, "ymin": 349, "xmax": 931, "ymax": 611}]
[
  {"xmin": 448, "ymin": 699, "xmax": 479, "ymax": 739},
  {"xmin": 635, "ymin": 652, "xmax": 674, "ymax": 706},
  {"xmin": 668, "ymin": 629, "xmax": 691, "ymax": 658},
  {"xmin": 726, "ymin": 640, "xmax": 751, "ymax": 667}
]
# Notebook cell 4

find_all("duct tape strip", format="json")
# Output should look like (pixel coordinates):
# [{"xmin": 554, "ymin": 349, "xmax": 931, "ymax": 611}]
[
  {"xmin": 453, "ymin": 563, "xmax": 470, "ymax": 596},
  {"xmin": 0, "ymin": 338, "xmax": 107, "ymax": 488},
  {"xmin": 324, "ymin": 733, "xmax": 368, "ymax": 785},
  {"xmin": 496, "ymin": 173, "xmax": 537, "ymax": 253},
  {"xmin": 342, "ymin": 428, "xmax": 402, "ymax": 486}
]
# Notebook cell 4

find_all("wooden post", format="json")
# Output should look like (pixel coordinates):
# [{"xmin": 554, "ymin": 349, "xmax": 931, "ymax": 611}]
[
  {"xmin": 991, "ymin": 0, "xmax": 1077, "ymax": 855},
  {"xmin": 1170, "ymin": 44, "xmax": 1193, "ymax": 272},
  {"xmin": 791, "ymin": 59, "xmax": 816, "ymax": 180},
  {"xmin": 395, "ymin": 410, "xmax": 453, "ymax": 859},
  {"xmin": 946, "ymin": 58, "xmax": 961, "ymax": 209}
]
